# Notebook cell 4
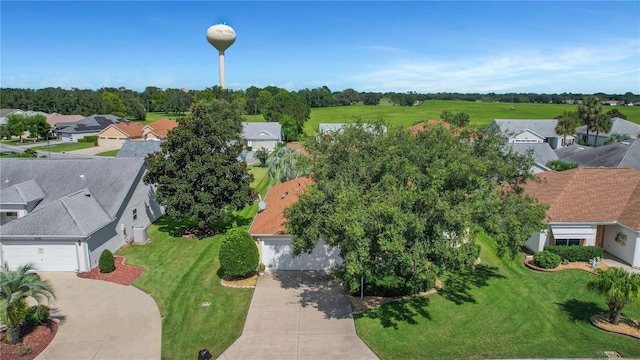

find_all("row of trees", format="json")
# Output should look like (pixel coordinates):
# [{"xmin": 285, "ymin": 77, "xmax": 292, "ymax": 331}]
[
  {"xmin": 0, "ymin": 114, "xmax": 51, "ymax": 142},
  {"xmin": 3, "ymin": 87, "xmax": 638, "ymax": 118}
]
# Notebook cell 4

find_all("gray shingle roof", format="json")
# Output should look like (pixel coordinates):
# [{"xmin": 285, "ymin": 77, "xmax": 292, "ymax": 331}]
[
  {"xmin": 0, "ymin": 179, "xmax": 46, "ymax": 205},
  {"xmin": 55, "ymin": 114, "xmax": 129, "ymax": 134},
  {"xmin": 575, "ymin": 117, "xmax": 640, "ymax": 137},
  {"xmin": 116, "ymin": 140, "xmax": 162, "ymax": 158},
  {"xmin": 510, "ymin": 143, "xmax": 558, "ymax": 167},
  {"xmin": 0, "ymin": 158, "xmax": 145, "ymax": 236},
  {"xmin": 555, "ymin": 139, "xmax": 640, "ymax": 170},
  {"xmin": 242, "ymin": 122, "xmax": 282, "ymax": 141},
  {"xmin": 491, "ymin": 119, "xmax": 559, "ymax": 138}
]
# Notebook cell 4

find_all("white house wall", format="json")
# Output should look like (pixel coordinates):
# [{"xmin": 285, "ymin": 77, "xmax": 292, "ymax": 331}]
[
  {"xmin": 510, "ymin": 131, "xmax": 545, "ymax": 144},
  {"xmin": 603, "ymin": 225, "xmax": 640, "ymax": 267},
  {"xmin": 526, "ymin": 230, "xmax": 548, "ymax": 252}
]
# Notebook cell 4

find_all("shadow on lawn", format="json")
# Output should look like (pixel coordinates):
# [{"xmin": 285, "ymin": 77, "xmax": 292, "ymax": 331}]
[
  {"xmin": 556, "ymin": 298, "xmax": 606, "ymax": 323},
  {"xmin": 357, "ymin": 296, "xmax": 432, "ymax": 330},
  {"xmin": 439, "ymin": 264, "xmax": 505, "ymax": 305}
]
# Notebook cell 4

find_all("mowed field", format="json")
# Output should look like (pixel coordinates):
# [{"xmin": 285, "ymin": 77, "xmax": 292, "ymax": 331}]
[{"xmin": 243, "ymin": 100, "xmax": 640, "ymax": 136}]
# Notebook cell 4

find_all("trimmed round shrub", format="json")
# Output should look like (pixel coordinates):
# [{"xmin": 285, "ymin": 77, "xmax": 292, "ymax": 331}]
[
  {"xmin": 219, "ymin": 228, "xmax": 259, "ymax": 277},
  {"xmin": 534, "ymin": 251, "xmax": 561, "ymax": 269},
  {"xmin": 99, "ymin": 249, "xmax": 115, "ymax": 273},
  {"xmin": 26, "ymin": 305, "xmax": 50, "ymax": 327}
]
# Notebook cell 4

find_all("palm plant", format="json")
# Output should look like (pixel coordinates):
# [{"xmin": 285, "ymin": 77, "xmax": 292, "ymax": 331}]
[
  {"xmin": 0, "ymin": 263, "xmax": 55, "ymax": 344},
  {"xmin": 577, "ymin": 96, "xmax": 604, "ymax": 146},
  {"xmin": 555, "ymin": 111, "xmax": 580, "ymax": 147},
  {"xmin": 587, "ymin": 267, "xmax": 640, "ymax": 325},
  {"xmin": 591, "ymin": 113, "xmax": 612, "ymax": 147},
  {"xmin": 267, "ymin": 146, "xmax": 309, "ymax": 183}
]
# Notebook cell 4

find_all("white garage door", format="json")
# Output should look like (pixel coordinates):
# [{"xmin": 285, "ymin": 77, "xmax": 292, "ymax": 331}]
[
  {"xmin": 261, "ymin": 238, "xmax": 342, "ymax": 270},
  {"xmin": 99, "ymin": 137, "xmax": 122, "ymax": 147},
  {"xmin": 1, "ymin": 240, "xmax": 80, "ymax": 271},
  {"xmin": 251, "ymin": 140, "xmax": 276, "ymax": 152}
]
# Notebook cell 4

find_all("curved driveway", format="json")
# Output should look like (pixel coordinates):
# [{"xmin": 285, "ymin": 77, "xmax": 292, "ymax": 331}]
[{"xmin": 36, "ymin": 272, "xmax": 161, "ymax": 360}]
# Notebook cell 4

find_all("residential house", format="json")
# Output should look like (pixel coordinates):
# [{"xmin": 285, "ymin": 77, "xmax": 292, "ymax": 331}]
[
  {"xmin": 488, "ymin": 119, "xmax": 575, "ymax": 149},
  {"xmin": 0, "ymin": 109, "xmax": 49, "ymax": 126},
  {"xmin": 0, "ymin": 158, "xmax": 164, "ymax": 271},
  {"xmin": 241, "ymin": 122, "xmax": 282, "ymax": 151},
  {"xmin": 54, "ymin": 114, "xmax": 129, "ymax": 142},
  {"xmin": 555, "ymin": 139, "xmax": 640, "ymax": 171},
  {"xmin": 510, "ymin": 143, "xmax": 558, "ymax": 174},
  {"xmin": 249, "ymin": 177, "xmax": 342, "ymax": 270},
  {"xmin": 575, "ymin": 117, "xmax": 640, "ymax": 147},
  {"xmin": 45, "ymin": 113, "xmax": 85, "ymax": 128},
  {"xmin": 116, "ymin": 141, "xmax": 162, "ymax": 158},
  {"xmin": 142, "ymin": 118, "xmax": 178, "ymax": 140},
  {"xmin": 407, "ymin": 120, "xmax": 451, "ymax": 135},
  {"xmin": 523, "ymin": 168, "xmax": 640, "ymax": 268},
  {"xmin": 97, "ymin": 122, "xmax": 145, "ymax": 147}
]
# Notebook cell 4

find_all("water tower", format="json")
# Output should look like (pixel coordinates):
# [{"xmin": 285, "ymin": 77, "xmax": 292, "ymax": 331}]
[{"xmin": 206, "ymin": 24, "xmax": 236, "ymax": 89}]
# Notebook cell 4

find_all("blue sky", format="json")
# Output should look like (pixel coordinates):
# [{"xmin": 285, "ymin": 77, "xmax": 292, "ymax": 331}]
[{"xmin": 1, "ymin": 1, "xmax": 639, "ymax": 94}]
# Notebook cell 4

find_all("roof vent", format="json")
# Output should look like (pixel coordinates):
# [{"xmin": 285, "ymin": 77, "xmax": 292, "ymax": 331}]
[
  {"xmin": 281, "ymin": 192, "xmax": 289, "ymax": 199},
  {"xmin": 4, "ymin": 179, "xmax": 9, "ymax": 183},
  {"xmin": 80, "ymin": 174, "xmax": 85, "ymax": 179},
  {"xmin": 258, "ymin": 194, "xmax": 266, "ymax": 212}
]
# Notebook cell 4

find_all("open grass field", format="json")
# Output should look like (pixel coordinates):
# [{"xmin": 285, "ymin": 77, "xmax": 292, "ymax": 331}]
[
  {"xmin": 243, "ymin": 101, "xmax": 640, "ymax": 136},
  {"xmin": 355, "ymin": 234, "xmax": 640, "ymax": 360},
  {"xmin": 32, "ymin": 142, "xmax": 95, "ymax": 153},
  {"xmin": 129, "ymin": 111, "xmax": 184, "ymax": 125},
  {"xmin": 116, "ymin": 166, "xmax": 270, "ymax": 359}
]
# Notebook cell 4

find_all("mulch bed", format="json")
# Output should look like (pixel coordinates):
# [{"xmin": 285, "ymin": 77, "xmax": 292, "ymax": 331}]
[
  {"xmin": 350, "ymin": 280, "xmax": 443, "ymax": 313},
  {"xmin": 0, "ymin": 320, "xmax": 58, "ymax": 360},
  {"xmin": 591, "ymin": 314, "xmax": 640, "ymax": 339},
  {"xmin": 77, "ymin": 256, "xmax": 144, "ymax": 286},
  {"xmin": 524, "ymin": 257, "xmax": 608, "ymax": 274},
  {"xmin": 221, "ymin": 272, "xmax": 259, "ymax": 288}
]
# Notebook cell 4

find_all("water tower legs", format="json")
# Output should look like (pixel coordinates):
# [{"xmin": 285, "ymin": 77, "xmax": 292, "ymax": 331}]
[{"xmin": 219, "ymin": 50, "xmax": 226, "ymax": 89}]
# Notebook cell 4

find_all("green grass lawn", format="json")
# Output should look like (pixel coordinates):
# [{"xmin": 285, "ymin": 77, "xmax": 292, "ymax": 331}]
[
  {"xmin": 95, "ymin": 149, "xmax": 120, "ymax": 156},
  {"xmin": 130, "ymin": 112, "xmax": 185, "ymax": 125},
  {"xmin": 355, "ymin": 234, "xmax": 640, "ymax": 359},
  {"xmin": 116, "ymin": 166, "xmax": 271, "ymax": 359},
  {"xmin": 32, "ymin": 142, "xmax": 95, "ymax": 153},
  {"xmin": 243, "ymin": 101, "xmax": 640, "ymax": 136}
]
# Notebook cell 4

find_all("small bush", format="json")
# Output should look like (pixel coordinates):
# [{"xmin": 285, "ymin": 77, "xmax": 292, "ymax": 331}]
[
  {"xmin": 18, "ymin": 346, "xmax": 32, "ymax": 357},
  {"xmin": 26, "ymin": 305, "xmax": 50, "ymax": 327},
  {"xmin": 246, "ymin": 146, "xmax": 253, "ymax": 152},
  {"xmin": 545, "ymin": 245, "xmax": 603, "ymax": 262},
  {"xmin": 219, "ymin": 228, "xmax": 259, "ymax": 277},
  {"xmin": 79, "ymin": 135, "xmax": 98, "ymax": 143},
  {"xmin": 534, "ymin": 251, "xmax": 561, "ymax": 269},
  {"xmin": 99, "ymin": 249, "xmax": 115, "ymax": 273}
]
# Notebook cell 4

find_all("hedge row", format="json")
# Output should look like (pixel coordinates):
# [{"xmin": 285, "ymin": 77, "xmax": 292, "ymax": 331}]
[
  {"xmin": 78, "ymin": 135, "xmax": 98, "ymax": 143},
  {"xmin": 544, "ymin": 245, "xmax": 603, "ymax": 262}
]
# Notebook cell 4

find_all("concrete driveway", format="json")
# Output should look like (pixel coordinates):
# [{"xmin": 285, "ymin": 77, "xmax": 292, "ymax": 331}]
[
  {"xmin": 219, "ymin": 271, "xmax": 378, "ymax": 360},
  {"xmin": 36, "ymin": 272, "xmax": 161, "ymax": 360}
]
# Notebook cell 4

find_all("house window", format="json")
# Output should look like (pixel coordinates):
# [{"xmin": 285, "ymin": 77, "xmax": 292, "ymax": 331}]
[
  {"xmin": 6, "ymin": 212, "xmax": 18, "ymax": 217},
  {"xmin": 133, "ymin": 209, "xmax": 138, "ymax": 220},
  {"xmin": 555, "ymin": 239, "xmax": 581, "ymax": 246}
]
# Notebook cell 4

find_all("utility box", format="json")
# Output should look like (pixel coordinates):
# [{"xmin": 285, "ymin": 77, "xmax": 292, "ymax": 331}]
[{"xmin": 133, "ymin": 226, "xmax": 148, "ymax": 244}]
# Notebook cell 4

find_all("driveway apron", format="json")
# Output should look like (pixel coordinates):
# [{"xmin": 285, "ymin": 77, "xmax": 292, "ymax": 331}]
[
  {"xmin": 36, "ymin": 272, "xmax": 161, "ymax": 360},
  {"xmin": 219, "ymin": 271, "xmax": 378, "ymax": 360}
]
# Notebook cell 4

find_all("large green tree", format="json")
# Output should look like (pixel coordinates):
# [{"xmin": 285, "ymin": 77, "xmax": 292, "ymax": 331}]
[
  {"xmin": 0, "ymin": 264, "xmax": 55, "ymax": 344},
  {"xmin": 144, "ymin": 101, "xmax": 255, "ymax": 231},
  {"xmin": 101, "ymin": 91, "xmax": 127, "ymax": 118},
  {"xmin": 261, "ymin": 91, "xmax": 310, "ymax": 138},
  {"xmin": 587, "ymin": 267, "xmax": 640, "ymax": 325},
  {"xmin": 285, "ymin": 123, "xmax": 546, "ymax": 296}
]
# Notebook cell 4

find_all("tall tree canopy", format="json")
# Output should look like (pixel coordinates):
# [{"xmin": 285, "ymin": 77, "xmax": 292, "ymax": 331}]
[
  {"xmin": 285, "ymin": 123, "xmax": 546, "ymax": 296},
  {"xmin": 261, "ymin": 91, "xmax": 310, "ymax": 139},
  {"xmin": 577, "ymin": 95, "xmax": 606, "ymax": 146},
  {"xmin": 144, "ymin": 101, "xmax": 255, "ymax": 231}
]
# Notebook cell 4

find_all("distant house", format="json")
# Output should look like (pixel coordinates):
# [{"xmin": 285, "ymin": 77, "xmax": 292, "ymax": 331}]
[
  {"xmin": 97, "ymin": 122, "xmax": 145, "ymax": 147},
  {"xmin": 0, "ymin": 109, "xmax": 49, "ymax": 126},
  {"xmin": 575, "ymin": 117, "xmax": 640, "ymax": 147},
  {"xmin": 407, "ymin": 120, "xmax": 451, "ymax": 135},
  {"xmin": 0, "ymin": 158, "xmax": 164, "ymax": 272},
  {"xmin": 55, "ymin": 114, "xmax": 130, "ymax": 143},
  {"xmin": 523, "ymin": 168, "xmax": 640, "ymax": 268},
  {"xmin": 116, "ymin": 140, "xmax": 162, "ymax": 158},
  {"xmin": 510, "ymin": 143, "xmax": 558, "ymax": 174},
  {"xmin": 249, "ymin": 177, "xmax": 342, "ymax": 270},
  {"xmin": 143, "ymin": 118, "xmax": 178, "ymax": 140},
  {"xmin": 241, "ymin": 122, "xmax": 282, "ymax": 151},
  {"xmin": 555, "ymin": 139, "xmax": 640, "ymax": 171},
  {"xmin": 45, "ymin": 113, "xmax": 85, "ymax": 128},
  {"xmin": 487, "ymin": 119, "xmax": 575, "ymax": 149}
]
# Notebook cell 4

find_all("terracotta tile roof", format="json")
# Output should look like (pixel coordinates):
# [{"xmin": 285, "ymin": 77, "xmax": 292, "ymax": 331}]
[
  {"xmin": 45, "ymin": 113, "xmax": 84, "ymax": 126},
  {"xmin": 524, "ymin": 168, "xmax": 640, "ymax": 230},
  {"xmin": 249, "ymin": 177, "xmax": 313, "ymax": 235},
  {"xmin": 145, "ymin": 118, "xmax": 178, "ymax": 138},
  {"xmin": 286, "ymin": 142, "xmax": 309, "ymax": 156},
  {"xmin": 112, "ymin": 122, "xmax": 145, "ymax": 137},
  {"xmin": 407, "ymin": 120, "xmax": 450, "ymax": 134}
]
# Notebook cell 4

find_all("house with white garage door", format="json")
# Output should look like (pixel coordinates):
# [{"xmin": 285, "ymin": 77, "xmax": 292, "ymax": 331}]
[
  {"xmin": 249, "ymin": 177, "xmax": 342, "ymax": 270},
  {"xmin": 0, "ymin": 158, "xmax": 164, "ymax": 272}
]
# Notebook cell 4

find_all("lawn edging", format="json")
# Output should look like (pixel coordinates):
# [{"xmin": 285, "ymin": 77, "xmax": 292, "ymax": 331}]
[
  {"xmin": 351, "ymin": 279, "xmax": 443, "ymax": 314},
  {"xmin": 523, "ymin": 256, "xmax": 607, "ymax": 274},
  {"xmin": 591, "ymin": 314, "xmax": 640, "ymax": 340}
]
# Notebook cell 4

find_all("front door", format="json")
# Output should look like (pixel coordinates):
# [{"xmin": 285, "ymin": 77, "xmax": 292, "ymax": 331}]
[{"xmin": 596, "ymin": 225, "xmax": 605, "ymax": 248}]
